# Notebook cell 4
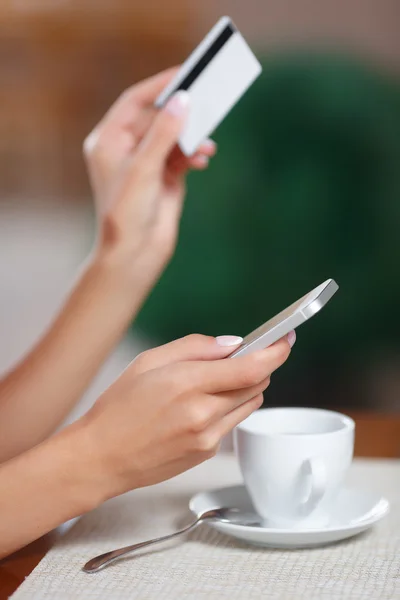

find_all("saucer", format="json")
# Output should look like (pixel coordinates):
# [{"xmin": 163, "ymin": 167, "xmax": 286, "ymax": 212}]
[{"xmin": 189, "ymin": 485, "xmax": 389, "ymax": 548}]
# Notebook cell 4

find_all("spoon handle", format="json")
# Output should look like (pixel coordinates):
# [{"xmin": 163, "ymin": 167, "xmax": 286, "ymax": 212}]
[{"xmin": 83, "ymin": 516, "xmax": 202, "ymax": 573}]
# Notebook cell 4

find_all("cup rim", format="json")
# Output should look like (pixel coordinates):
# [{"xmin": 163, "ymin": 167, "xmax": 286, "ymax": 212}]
[{"xmin": 236, "ymin": 407, "xmax": 355, "ymax": 437}]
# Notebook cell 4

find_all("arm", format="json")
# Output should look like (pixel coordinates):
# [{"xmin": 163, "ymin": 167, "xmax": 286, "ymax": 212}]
[
  {"xmin": 0, "ymin": 423, "xmax": 103, "ymax": 558},
  {"xmin": 0, "ymin": 256, "xmax": 140, "ymax": 462},
  {"xmin": 0, "ymin": 73, "xmax": 216, "ymax": 463}
]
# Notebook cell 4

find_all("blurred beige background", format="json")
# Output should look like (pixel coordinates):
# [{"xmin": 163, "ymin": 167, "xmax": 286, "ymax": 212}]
[
  {"xmin": 195, "ymin": 0, "xmax": 400, "ymax": 70},
  {"xmin": 0, "ymin": 0, "xmax": 399, "ymax": 424}
]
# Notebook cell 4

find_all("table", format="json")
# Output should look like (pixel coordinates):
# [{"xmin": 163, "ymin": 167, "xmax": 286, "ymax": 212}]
[
  {"xmin": 3, "ymin": 448, "xmax": 399, "ymax": 599},
  {"xmin": 0, "ymin": 535, "xmax": 58, "ymax": 600}
]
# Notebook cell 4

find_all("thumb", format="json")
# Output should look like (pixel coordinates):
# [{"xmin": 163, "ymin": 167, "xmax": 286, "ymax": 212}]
[
  {"xmin": 132, "ymin": 334, "xmax": 243, "ymax": 375},
  {"xmin": 138, "ymin": 91, "xmax": 190, "ymax": 164}
]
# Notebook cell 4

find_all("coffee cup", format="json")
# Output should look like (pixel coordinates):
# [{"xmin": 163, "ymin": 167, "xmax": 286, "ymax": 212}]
[{"xmin": 234, "ymin": 408, "xmax": 355, "ymax": 529}]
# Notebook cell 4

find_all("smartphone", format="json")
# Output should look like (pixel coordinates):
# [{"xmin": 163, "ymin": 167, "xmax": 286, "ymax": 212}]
[{"xmin": 230, "ymin": 279, "xmax": 338, "ymax": 357}]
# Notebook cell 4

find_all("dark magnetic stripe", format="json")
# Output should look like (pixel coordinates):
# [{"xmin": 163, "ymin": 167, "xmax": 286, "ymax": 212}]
[{"xmin": 165, "ymin": 23, "xmax": 235, "ymax": 101}]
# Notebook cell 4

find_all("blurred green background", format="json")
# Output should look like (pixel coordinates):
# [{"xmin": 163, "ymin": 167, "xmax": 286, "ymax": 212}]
[{"xmin": 135, "ymin": 52, "xmax": 400, "ymax": 410}]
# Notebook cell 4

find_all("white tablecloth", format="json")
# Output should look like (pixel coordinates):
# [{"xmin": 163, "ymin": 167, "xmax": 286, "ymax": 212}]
[{"xmin": 11, "ymin": 455, "xmax": 400, "ymax": 599}]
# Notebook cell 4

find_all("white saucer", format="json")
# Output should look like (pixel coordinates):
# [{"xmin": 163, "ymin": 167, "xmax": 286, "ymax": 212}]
[{"xmin": 190, "ymin": 485, "xmax": 389, "ymax": 548}]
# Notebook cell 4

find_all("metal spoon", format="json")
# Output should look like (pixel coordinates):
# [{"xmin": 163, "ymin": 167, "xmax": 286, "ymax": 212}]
[{"xmin": 83, "ymin": 507, "xmax": 258, "ymax": 573}]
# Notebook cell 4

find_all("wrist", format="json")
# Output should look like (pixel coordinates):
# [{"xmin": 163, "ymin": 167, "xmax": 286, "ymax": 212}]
[
  {"xmin": 73, "ymin": 413, "xmax": 138, "ymax": 502},
  {"xmin": 89, "ymin": 241, "xmax": 165, "ymax": 312},
  {"xmin": 50, "ymin": 420, "xmax": 111, "ymax": 514}
]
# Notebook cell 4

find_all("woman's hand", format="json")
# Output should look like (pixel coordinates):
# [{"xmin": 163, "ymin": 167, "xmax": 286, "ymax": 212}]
[
  {"xmin": 81, "ymin": 333, "xmax": 294, "ymax": 498},
  {"xmin": 0, "ymin": 333, "xmax": 295, "ymax": 558},
  {"xmin": 84, "ymin": 68, "xmax": 217, "ymax": 298}
]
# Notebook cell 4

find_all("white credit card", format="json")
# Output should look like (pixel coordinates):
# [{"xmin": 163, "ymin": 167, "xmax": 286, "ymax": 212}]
[{"xmin": 155, "ymin": 16, "xmax": 262, "ymax": 156}]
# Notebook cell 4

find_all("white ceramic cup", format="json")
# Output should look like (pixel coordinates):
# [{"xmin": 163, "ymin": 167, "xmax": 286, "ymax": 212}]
[{"xmin": 234, "ymin": 408, "xmax": 355, "ymax": 529}]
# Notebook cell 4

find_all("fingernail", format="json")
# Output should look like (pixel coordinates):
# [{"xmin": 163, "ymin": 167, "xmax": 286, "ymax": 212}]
[
  {"xmin": 288, "ymin": 330, "xmax": 296, "ymax": 347},
  {"xmin": 216, "ymin": 335, "xmax": 243, "ymax": 347},
  {"xmin": 165, "ymin": 91, "xmax": 190, "ymax": 117},
  {"xmin": 196, "ymin": 155, "xmax": 209, "ymax": 168},
  {"xmin": 203, "ymin": 139, "xmax": 217, "ymax": 152}
]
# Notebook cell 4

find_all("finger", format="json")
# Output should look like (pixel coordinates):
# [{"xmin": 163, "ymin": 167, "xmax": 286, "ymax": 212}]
[
  {"xmin": 137, "ymin": 91, "xmax": 190, "ymax": 166},
  {"xmin": 108, "ymin": 68, "xmax": 179, "ymax": 118},
  {"xmin": 204, "ymin": 376, "xmax": 270, "ymax": 423},
  {"xmin": 128, "ymin": 67, "xmax": 179, "ymax": 107},
  {"xmin": 92, "ymin": 68, "xmax": 179, "ymax": 142},
  {"xmin": 217, "ymin": 394, "xmax": 264, "ymax": 438},
  {"xmin": 176, "ymin": 139, "xmax": 216, "ymax": 162},
  {"xmin": 169, "ymin": 139, "xmax": 216, "ymax": 164},
  {"xmin": 166, "ymin": 137, "xmax": 216, "ymax": 175},
  {"xmin": 188, "ymin": 155, "xmax": 209, "ymax": 170},
  {"xmin": 185, "ymin": 336, "xmax": 293, "ymax": 394},
  {"xmin": 132, "ymin": 334, "xmax": 244, "ymax": 375},
  {"xmin": 168, "ymin": 145, "xmax": 216, "ymax": 177},
  {"xmin": 169, "ymin": 153, "xmax": 209, "ymax": 177},
  {"xmin": 196, "ymin": 139, "xmax": 217, "ymax": 157}
]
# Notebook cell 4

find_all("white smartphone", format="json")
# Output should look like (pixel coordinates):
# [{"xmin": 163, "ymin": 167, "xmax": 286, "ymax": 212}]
[
  {"xmin": 155, "ymin": 16, "xmax": 262, "ymax": 156},
  {"xmin": 230, "ymin": 279, "xmax": 339, "ymax": 357}
]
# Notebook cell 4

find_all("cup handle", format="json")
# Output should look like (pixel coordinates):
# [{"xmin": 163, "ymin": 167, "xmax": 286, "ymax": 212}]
[{"xmin": 297, "ymin": 457, "xmax": 327, "ymax": 517}]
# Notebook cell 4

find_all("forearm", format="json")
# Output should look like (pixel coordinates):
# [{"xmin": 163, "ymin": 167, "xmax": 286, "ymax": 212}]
[
  {"xmin": 0, "ymin": 251, "xmax": 146, "ymax": 462},
  {"xmin": 0, "ymin": 421, "xmax": 105, "ymax": 559}
]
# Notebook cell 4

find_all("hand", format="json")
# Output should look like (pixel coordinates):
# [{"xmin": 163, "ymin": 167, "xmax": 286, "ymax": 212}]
[
  {"xmin": 83, "ymin": 69, "xmax": 217, "ymax": 296},
  {"xmin": 81, "ymin": 333, "xmax": 294, "ymax": 498}
]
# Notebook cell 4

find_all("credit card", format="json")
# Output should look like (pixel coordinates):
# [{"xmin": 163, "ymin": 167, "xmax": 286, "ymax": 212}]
[{"xmin": 155, "ymin": 16, "xmax": 262, "ymax": 156}]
